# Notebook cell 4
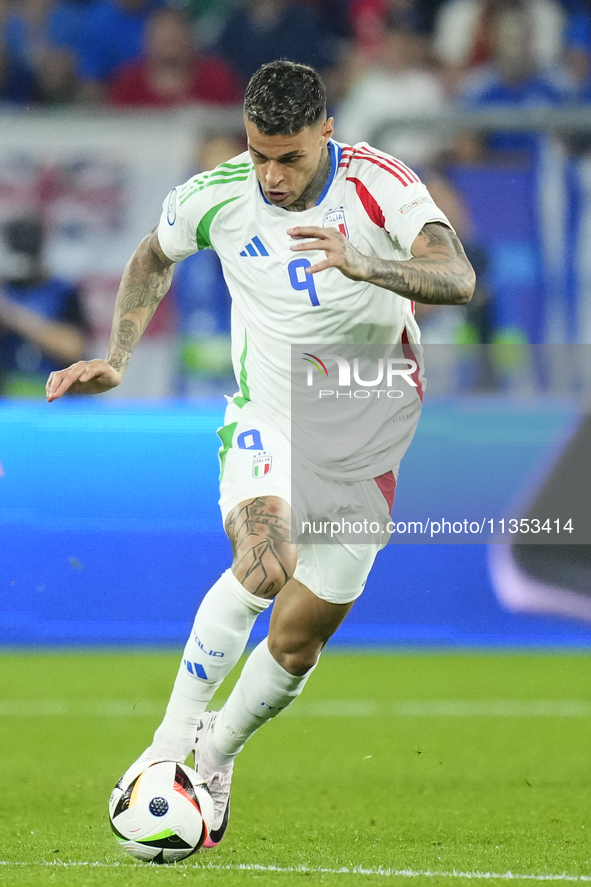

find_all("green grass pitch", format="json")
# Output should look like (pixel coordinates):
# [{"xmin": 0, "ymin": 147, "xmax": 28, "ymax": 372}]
[{"xmin": 0, "ymin": 650, "xmax": 590, "ymax": 886}]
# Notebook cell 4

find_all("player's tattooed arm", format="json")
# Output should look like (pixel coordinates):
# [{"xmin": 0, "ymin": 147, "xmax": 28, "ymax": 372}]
[
  {"xmin": 365, "ymin": 223, "xmax": 476, "ymax": 305},
  {"xmin": 106, "ymin": 231, "xmax": 174, "ymax": 374},
  {"xmin": 46, "ymin": 231, "xmax": 174, "ymax": 400},
  {"xmin": 288, "ymin": 222, "xmax": 476, "ymax": 305},
  {"xmin": 225, "ymin": 496, "xmax": 295, "ymax": 598}
]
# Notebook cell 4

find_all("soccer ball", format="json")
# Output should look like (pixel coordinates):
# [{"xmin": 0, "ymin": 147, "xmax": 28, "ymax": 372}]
[{"xmin": 108, "ymin": 760, "xmax": 214, "ymax": 864}]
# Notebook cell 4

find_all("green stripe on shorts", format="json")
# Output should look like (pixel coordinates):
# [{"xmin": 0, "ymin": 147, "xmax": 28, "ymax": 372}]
[{"xmin": 217, "ymin": 421, "xmax": 238, "ymax": 481}]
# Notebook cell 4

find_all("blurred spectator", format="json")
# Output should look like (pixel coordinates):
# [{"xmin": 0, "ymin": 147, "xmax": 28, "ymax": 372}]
[
  {"xmin": 0, "ymin": 0, "xmax": 33, "ymax": 102},
  {"xmin": 418, "ymin": 173, "xmax": 492, "ymax": 342},
  {"xmin": 0, "ymin": 36, "xmax": 37, "ymax": 103},
  {"xmin": 299, "ymin": 0, "xmax": 352, "ymax": 41},
  {"xmin": 189, "ymin": 0, "xmax": 350, "ymax": 46},
  {"xmin": 434, "ymin": 0, "xmax": 566, "ymax": 86},
  {"xmin": 336, "ymin": 14, "xmax": 447, "ymax": 166},
  {"xmin": 458, "ymin": 0, "xmax": 571, "ymax": 160},
  {"xmin": 1, "ymin": 0, "xmax": 80, "ymax": 103},
  {"xmin": 187, "ymin": 0, "xmax": 236, "ymax": 20},
  {"xmin": 0, "ymin": 217, "xmax": 88, "ymax": 397},
  {"xmin": 348, "ymin": 0, "xmax": 442, "ymax": 58},
  {"xmin": 214, "ymin": 0, "xmax": 338, "ymax": 85},
  {"xmin": 185, "ymin": 0, "xmax": 238, "ymax": 45},
  {"xmin": 76, "ymin": 0, "xmax": 165, "ymax": 102},
  {"xmin": 416, "ymin": 173, "xmax": 497, "ymax": 389},
  {"xmin": 49, "ymin": 0, "xmax": 94, "ymax": 52},
  {"xmin": 195, "ymin": 131, "xmax": 246, "ymax": 170},
  {"xmin": 561, "ymin": 3, "xmax": 591, "ymax": 95},
  {"xmin": 174, "ymin": 132, "xmax": 244, "ymax": 396},
  {"xmin": 350, "ymin": 0, "xmax": 394, "ymax": 57},
  {"xmin": 108, "ymin": 8, "xmax": 242, "ymax": 107}
]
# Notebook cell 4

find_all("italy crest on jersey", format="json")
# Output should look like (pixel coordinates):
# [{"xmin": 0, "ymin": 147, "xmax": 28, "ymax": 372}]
[
  {"xmin": 253, "ymin": 453, "xmax": 272, "ymax": 478},
  {"xmin": 322, "ymin": 207, "xmax": 349, "ymax": 239}
]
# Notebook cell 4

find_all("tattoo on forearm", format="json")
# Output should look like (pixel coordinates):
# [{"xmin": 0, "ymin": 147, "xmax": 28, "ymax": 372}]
[
  {"xmin": 226, "ymin": 497, "xmax": 293, "ymax": 597},
  {"xmin": 368, "ymin": 223, "xmax": 476, "ymax": 305},
  {"xmin": 107, "ymin": 234, "xmax": 173, "ymax": 373},
  {"xmin": 117, "ymin": 319, "xmax": 139, "ymax": 350},
  {"xmin": 108, "ymin": 320, "xmax": 140, "ymax": 371}
]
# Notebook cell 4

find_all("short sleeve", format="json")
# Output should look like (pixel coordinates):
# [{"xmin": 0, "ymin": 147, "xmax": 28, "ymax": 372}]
[
  {"xmin": 382, "ymin": 180, "xmax": 451, "ymax": 254},
  {"xmin": 157, "ymin": 186, "xmax": 199, "ymax": 263},
  {"xmin": 346, "ymin": 145, "xmax": 451, "ymax": 255},
  {"xmin": 157, "ymin": 158, "xmax": 250, "ymax": 261}
]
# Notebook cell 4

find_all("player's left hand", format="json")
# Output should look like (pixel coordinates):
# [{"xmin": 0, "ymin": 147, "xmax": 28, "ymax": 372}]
[{"xmin": 288, "ymin": 226, "xmax": 371, "ymax": 280}]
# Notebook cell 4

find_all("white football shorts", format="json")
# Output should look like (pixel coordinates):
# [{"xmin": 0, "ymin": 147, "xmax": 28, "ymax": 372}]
[{"xmin": 217, "ymin": 399, "xmax": 403, "ymax": 605}]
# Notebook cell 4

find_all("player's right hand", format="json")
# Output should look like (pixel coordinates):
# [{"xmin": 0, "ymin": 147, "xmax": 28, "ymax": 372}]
[{"xmin": 46, "ymin": 359, "xmax": 123, "ymax": 402}]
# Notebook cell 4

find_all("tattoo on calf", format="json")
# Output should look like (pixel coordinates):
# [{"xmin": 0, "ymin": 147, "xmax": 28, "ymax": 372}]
[{"xmin": 226, "ymin": 497, "xmax": 293, "ymax": 598}]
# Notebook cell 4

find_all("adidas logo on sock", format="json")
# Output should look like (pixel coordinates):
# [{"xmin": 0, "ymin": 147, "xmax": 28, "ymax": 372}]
[
  {"xmin": 184, "ymin": 659, "xmax": 208, "ymax": 679},
  {"xmin": 240, "ymin": 236, "xmax": 269, "ymax": 257}
]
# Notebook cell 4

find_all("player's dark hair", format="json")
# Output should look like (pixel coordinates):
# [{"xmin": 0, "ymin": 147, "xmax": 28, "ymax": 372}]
[{"xmin": 244, "ymin": 61, "xmax": 326, "ymax": 136}]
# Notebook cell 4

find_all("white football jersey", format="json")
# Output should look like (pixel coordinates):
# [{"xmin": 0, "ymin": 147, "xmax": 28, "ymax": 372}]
[{"xmin": 158, "ymin": 140, "xmax": 450, "ymax": 477}]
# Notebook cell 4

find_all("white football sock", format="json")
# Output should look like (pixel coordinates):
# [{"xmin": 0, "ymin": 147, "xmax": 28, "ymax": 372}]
[
  {"xmin": 147, "ymin": 569, "xmax": 272, "ymax": 762},
  {"xmin": 207, "ymin": 638, "xmax": 316, "ymax": 767}
]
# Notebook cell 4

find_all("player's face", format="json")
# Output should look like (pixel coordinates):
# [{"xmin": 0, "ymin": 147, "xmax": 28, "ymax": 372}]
[{"xmin": 245, "ymin": 117, "xmax": 334, "ymax": 207}]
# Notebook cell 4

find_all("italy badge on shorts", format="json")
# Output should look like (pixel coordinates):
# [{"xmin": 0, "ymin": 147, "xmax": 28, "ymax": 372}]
[
  {"xmin": 253, "ymin": 453, "xmax": 272, "ymax": 478},
  {"xmin": 322, "ymin": 207, "xmax": 349, "ymax": 239}
]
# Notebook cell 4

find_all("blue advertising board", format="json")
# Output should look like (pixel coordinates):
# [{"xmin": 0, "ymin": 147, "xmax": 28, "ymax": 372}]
[{"xmin": 1, "ymin": 399, "xmax": 590, "ymax": 648}]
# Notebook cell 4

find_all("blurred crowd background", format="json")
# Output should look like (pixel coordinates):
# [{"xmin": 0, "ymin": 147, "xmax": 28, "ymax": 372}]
[{"xmin": 1, "ymin": 0, "xmax": 591, "ymax": 397}]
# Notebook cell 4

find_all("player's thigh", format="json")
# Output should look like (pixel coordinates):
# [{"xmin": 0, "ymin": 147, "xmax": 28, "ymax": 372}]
[
  {"xmin": 218, "ymin": 401, "xmax": 292, "ymax": 527},
  {"xmin": 218, "ymin": 402, "xmax": 297, "ymax": 595}
]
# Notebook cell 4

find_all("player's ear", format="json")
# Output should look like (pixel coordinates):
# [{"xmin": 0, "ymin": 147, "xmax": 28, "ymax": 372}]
[{"xmin": 321, "ymin": 117, "xmax": 334, "ymax": 143}]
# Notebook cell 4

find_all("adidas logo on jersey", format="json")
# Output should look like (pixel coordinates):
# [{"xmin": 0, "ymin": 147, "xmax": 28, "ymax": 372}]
[{"xmin": 240, "ymin": 236, "xmax": 269, "ymax": 257}]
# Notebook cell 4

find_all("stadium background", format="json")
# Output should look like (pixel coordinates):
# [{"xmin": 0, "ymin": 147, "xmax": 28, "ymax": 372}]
[{"xmin": 1, "ymin": 0, "xmax": 591, "ymax": 650}]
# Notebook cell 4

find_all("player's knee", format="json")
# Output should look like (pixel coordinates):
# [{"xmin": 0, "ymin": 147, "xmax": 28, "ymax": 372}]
[
  {"xmin": 268, "ymin": 555, "xmax": 296, "ymax": 591},
  {"xmin": 234, "ymin": 546, "xmax": 296, "ymax": 598},
  {"xmin": 227, "ymin": 496, "xmax": 295, "ymax": 597},
  {"xmin": 256, "ymin": 553, "xmax": 295, "ymax": 596}
]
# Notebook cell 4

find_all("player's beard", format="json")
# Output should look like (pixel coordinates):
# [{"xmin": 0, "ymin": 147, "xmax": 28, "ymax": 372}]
[{"xmin": 283, "ymin": 146, "xmax": 332, "ymax": 212}]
